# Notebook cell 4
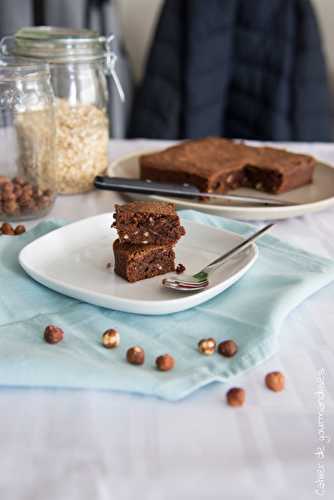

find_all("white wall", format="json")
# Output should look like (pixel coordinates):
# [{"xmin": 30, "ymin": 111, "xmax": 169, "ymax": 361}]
[
  {"xmin": 118, "ymin": 0, "xmax": 163, "ymax": 82},
  {"xmin": 312, "ymin": 0, "xmax": 334, "ymax": 88},
  {"xmin": 118, "ymin": 0, "xmax": 334, "ymax": 91}
]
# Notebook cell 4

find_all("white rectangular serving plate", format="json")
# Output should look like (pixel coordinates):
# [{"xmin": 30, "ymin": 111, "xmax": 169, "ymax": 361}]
[{"xmin": 19, "ymin": 214, "xmax": 258, "ymax": 315}]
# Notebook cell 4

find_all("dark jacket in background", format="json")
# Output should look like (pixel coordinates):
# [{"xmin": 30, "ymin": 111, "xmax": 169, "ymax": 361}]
[{"xmin": 129, "ymin": 0, "xmax": 332, "ymax": 142}]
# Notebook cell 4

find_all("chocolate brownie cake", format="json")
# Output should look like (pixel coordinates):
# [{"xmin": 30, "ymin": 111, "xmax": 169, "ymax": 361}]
[
  {"xmin": 113, "ymin": 201, "xmax": 185, "ymax": 245},
  {"xmin": 113, "ymin": 239, "xmax": 175, "ymax": 282},
  {"xmin": 140, "ymin": 138, "xmax": 315, "ymax": 194}
]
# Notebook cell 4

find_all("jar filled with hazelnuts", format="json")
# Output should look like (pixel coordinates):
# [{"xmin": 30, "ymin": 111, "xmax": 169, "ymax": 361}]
[{"xmin": 0, "ymin": 56, "xmax": 56, "ymax": 221}]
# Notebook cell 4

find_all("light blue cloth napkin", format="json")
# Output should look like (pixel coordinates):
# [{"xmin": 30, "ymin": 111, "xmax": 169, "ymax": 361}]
[{"xmin": 1, "ymin": 211, "xmax": 334, "ymax": 401}]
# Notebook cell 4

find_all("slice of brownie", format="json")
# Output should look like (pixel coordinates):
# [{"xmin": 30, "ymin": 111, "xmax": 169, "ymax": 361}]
[
  {"xmin": 113, "ymin": 239, "xmax": 175, "ymax": 283},
  {"xmin": 244, "ymin": 147, "xmax": 315, "ymax": 193},
  {"xmin": 113, "ymin": 201, "xmax": 185, "ymax": 245},
  {"xmin": 140, "ymin": 137, "xmax": 315, "ymax": 195}
]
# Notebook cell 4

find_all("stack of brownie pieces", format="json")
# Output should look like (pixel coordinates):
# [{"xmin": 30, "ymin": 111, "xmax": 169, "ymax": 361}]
[{"xmin": 112, "ymin": 201, "xmax": 185, "ymax": 283}]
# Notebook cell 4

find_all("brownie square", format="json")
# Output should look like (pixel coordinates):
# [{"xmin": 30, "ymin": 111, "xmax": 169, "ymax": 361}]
[
  {"xmin": 113, "ymin": 239, "xmax": 175, "ymax": 283},
  {"xmin": 244, "ymin": 147, "xmax": 315, "ymax": 193},
  {"xmin": 140, "ymin": 137, "xmax": 315, "ymax": 195},
  {"xmin": 113, "ymin": 201, "xmax": 185, "ymax": 245}
]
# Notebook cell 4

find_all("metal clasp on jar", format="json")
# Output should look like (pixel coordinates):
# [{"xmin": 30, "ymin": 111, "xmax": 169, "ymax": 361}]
[
  {"xmin": 103, "ymin": 34, "xmax": 125, "ymax": 102},
  {"xmin": 0, "ymin": 35, "xmax": 15, "ymax": 55}
]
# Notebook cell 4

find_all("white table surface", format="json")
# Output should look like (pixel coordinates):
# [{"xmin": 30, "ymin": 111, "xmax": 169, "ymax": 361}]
[{"xmin": 1, "ymin": 140, "xmax": 333, "ymax": 500}]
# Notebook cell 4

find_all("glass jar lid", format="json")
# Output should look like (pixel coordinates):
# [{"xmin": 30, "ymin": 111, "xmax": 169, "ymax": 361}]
[
  {"xmin": 0, "ymin": 27, "xmax": 125, "ymax": 101},
  {"xmin": 13, "ymin": 26, "xmax": 107, "ymax": 62},
  {"xmin": 0, "ymin": 56, "xmax": 49, "ymax": 82}
]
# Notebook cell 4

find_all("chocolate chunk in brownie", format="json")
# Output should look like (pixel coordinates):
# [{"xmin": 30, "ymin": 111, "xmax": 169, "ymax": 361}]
[
  {"xmin": 113, "ymin": 239, "xmax": 175, "ymax": 283},
  {"xmin": 140, "ymin": 138, "xmax": 315, "ymax": 195},
  {"xmin": 113, "ymin": 201, "xmax": 185, "ymax": 245}
]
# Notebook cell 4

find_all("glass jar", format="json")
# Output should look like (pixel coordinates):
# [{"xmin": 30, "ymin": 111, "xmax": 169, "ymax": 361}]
[
  {"xmin": 0, "ymin": 57, "xmax": 56, "ymax": 221},
  {"xmin": 1, "ymin": 27, "xmax": 124, "ymax": 194}
]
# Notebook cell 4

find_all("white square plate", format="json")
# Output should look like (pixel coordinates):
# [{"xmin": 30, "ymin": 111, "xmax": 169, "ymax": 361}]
[{"xmin": 19, "ymin": 214, "xmax": 258, "ymax": 315}]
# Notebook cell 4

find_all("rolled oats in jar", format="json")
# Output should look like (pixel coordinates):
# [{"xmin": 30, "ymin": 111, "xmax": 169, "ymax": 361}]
[
  {"xmin": 2, "ymin": 27, "xmax": 124, "ymax": 194},
  {"xmin": 55, "ymin": 98, "xmax": 108, "ymax": 193}
]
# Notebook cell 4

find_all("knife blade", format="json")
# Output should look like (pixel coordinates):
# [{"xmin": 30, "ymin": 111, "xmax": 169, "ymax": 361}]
[{"xmin": 94, "ymin": 176, "xmax": 297, "ymax": 207}]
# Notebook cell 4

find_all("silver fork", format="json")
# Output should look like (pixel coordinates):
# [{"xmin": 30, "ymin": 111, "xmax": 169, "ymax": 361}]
[{"xmin": 162, "ymin": 224, "xmax": 274, "ymax": 292}]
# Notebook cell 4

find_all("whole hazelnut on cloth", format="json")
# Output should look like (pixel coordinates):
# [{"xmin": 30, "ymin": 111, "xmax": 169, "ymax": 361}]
[
  {"xmin": 1, "ymin": 222, "xmax": 15, "ymax": 235},
  {"xmin": 218, "ymin": 340, "xmax": 238, "ymax": 358},
  {"xmin": 226, "ymin": 387, "xmax": 245, "ymax": 407},
  {"xmin": 14, "ymin": 225, "xmax": 26, "ymax": 235},
  {"xmin": 198, "ymin": 338, "xmax": 216, "ymax": 355},
  {"xmin": 156, "ymin": 353, "xmax": 175, "ymax": 371},
  {"xmin": 265, "ymin": 371, "xmax": 285, "ymax": 392},
  {"xmin": 44, "ymin": 325, "xmax": 64, "ymax": 344},
  {"xmin": 102, "ymin": 328, "xmax": 120, "ymax": 348},
  {"xmin": 127, "ymin": 346, "xmax": 145, "ymax": 365}
]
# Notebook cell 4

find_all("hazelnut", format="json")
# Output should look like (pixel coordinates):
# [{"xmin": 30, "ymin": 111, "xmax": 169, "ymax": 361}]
[
  {"xmin": 156, "ymin": 353, "xmax": 175, "ymax": 371},
  {"xmin": 20, "ymin": 198, "xmax": 36, "ymax": 213},
  {"xmin": 1, "ymin": 222, "xmax": 15, "ymax": 235},
  {"xmin": 265, "ymin": 371, "xmax": 285, "ymax": 392},
  {"xmin": 0, "ymin": 175, "xmax": 10, "ymax": 186},
  {"xmin": 2, "ymin": 182, "xmax": 14, "ymax": 194},
  {"xmin": 13, "ymin": 185, "xmax": 23, "ymax": 198},
  {"xmin": 17, "ymin": 193, "xmax": 31, "ymax": 206},
  {"xmin": 198, "ymin": 338, "xmax": 216, "ymax": 355},
  {"xmin": 218, "ymin": 340, "xmax": 238, "ymax": 358},
  {"xmin": 3, "ymin": 200, "xmax": 18, "ymax": 215},
  {"xmin": 126, "ymin": 346, "xmax": 145, "ymax": 365},
  {"xmin": 12, "ymin": 176, "xmax": 26, "ymax": 186},
  {"xmin": 226, "ymin": 387, "xmax": 245, "ymax": 407},
  {"xmin": 22, "ymin": 185, "xmax": 33, "ymax": 197},
  {"xmin": 102, "ymin": 328, "xmax": 120, "ymax": 348},
  {"xmin": 37, "ymin": 195, "xmax": 52, "ymax": 209},
  {"xmin": 44, "ymin": 325, "xmax": 64, "ymax": 344},
  {"xmin": 2, "ymin": 190, "xmax": 16, "ymax": 202},
  {"xmin": 14, "ymin": 225, "xmax": 26, "ymax": 235}
]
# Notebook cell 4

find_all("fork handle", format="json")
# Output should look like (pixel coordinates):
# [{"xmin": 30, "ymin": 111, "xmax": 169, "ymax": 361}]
[{"xmin": 197, "ymin": 224, "xmax": 274, "ymax": 277}]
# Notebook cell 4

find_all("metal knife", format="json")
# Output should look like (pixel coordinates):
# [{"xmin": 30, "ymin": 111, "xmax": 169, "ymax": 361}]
[{"xmin": 94, "ymin": 176, "xmax": 297, "ymax": 207}]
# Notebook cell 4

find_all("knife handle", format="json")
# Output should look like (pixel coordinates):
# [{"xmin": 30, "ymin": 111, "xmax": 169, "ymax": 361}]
[{"xmin": 94, "ymin": 176, "xmax": 200, "ymax": 198}]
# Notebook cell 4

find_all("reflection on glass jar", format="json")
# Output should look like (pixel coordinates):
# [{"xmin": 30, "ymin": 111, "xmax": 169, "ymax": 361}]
[
  {"xmin": 0, "ymin": 57, "xmax": 56, "ymax": 221},
  {"xmin": 2, "ymin": 27, "xmax": 123, "ymax": 194}
]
